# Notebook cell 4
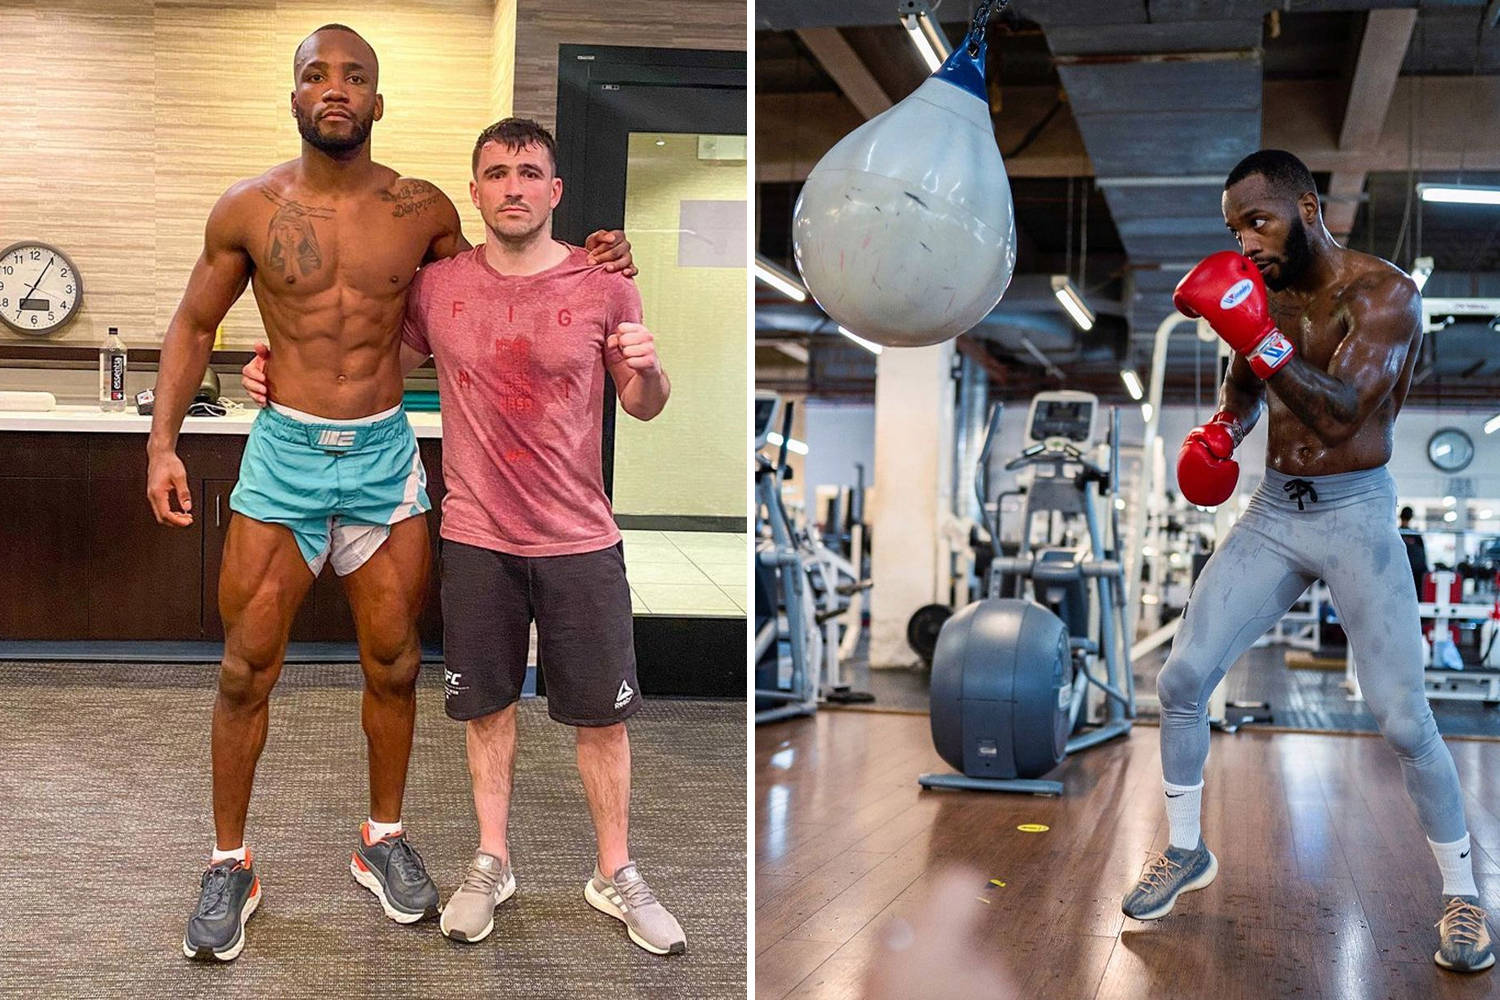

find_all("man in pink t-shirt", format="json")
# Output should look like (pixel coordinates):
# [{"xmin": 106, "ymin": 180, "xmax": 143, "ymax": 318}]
[
  {"xmin": 409, "ymin": 119, "xmax": 683, "ymax": 955},
  {"xmin": 254, "ymin": 118, "xmax": 685, "ymax": 954}
]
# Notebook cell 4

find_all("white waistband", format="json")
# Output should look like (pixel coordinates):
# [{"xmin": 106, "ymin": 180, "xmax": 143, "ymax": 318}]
[{"xmin": 269, "ymin": 401, "xmax": 402, "ymax": 426}]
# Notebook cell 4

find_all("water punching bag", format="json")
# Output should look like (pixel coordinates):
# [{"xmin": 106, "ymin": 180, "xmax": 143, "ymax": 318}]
[{"xmin": 791, "ymin": 0, "xmax": 1016, "ymax": 348}]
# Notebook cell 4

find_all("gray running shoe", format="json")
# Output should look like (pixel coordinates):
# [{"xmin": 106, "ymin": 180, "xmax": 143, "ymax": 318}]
[
  {"xmin": 440, "ymin": 851, "xmax": 517, "ymax": 943},
  {"xmin": 584, "ymin": 861, "xmax": 686, "ymax": 955},
  {"xmin": 350, "ymin": 826, "xmax": 440, "ymax": 923},
  {"xmin": 182, "ymin": 855, "xmax": 260, "ymax": 962},
  {"xmin": 1436, "ymin": 895, "xmax": 1495, "ymax": 972},
  {"xmin": 1122, "ymin": 840, "xmax": 1218, "ymax": 920}
]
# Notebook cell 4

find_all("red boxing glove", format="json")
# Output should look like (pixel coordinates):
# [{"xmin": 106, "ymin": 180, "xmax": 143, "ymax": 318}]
[
  {"xmin": 1173, "ymin": 251, "xmax": 1295, "ymax": 379},
  {"xmin": 1177, "ymin": 411, "xmax": 1242, "ymax": 507}
]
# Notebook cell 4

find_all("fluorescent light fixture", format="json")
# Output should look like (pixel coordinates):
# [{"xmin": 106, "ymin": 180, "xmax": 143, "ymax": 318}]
[
  {"xmin": 766, "ymin": 431, "xmax": 810, "ymax": 456},
  {"xmin": 1410, "ymin": 256, "xmax": 1434, "ymax": 292},
  {"xmin": 1481, "ymin": 508, "xmax": 1494, "ymax": 519},
  {"xmin": 900, "ymin": 4, "xmax": 951, "ymax": 72},
  {"xmin": 1418, "ymin": 184, "xmax": 1500, "ymax": 206},
  {"xmin": 754, "ymin": 255, "xmax": 807, "ymax": 302},
  {"xmin": 1114, "ymin": 497, "xmax": 1127, "ymax": 511},
  {"xmin": 1120, "ymin": 368, "xmax": 1144, "ymax": 401},
  {"xmin": 1444, "ymin": 510, "xmax": 1459, "ymax": 523},
  {"xmin": 1485, "ymin": 412, "xmax": 1500, "ymax": 434},
  {"xmin": 837, "ymin": 326, "xmax": 884, "ymax": 355},
  {"xmin": 1443, "ymin": 495, "xmax": 1457, "ymax": 507},
  {"xmin": 1051, "ymin": 275, "xmax": 1096, "ymax": 331},
  {"xmin": 1141, "ymin": 402, "xmax": 1154, "ymax": 423}
]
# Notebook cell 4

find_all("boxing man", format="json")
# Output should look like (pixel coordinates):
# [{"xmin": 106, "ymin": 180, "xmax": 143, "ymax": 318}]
[
  {"xmin": 243, "ymin": 117, "xmax": 684, "ymax": 955},
  {"xmin": 1121, "ymin": 149, "xmax": 1492, "ymax": 974},
  {"xmin": 146, "ymin": 24, "xmax": 631, "ymax": 962}
]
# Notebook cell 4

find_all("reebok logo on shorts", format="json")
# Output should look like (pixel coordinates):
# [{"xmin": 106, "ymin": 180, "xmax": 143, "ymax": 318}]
[{"xmin": 615, "ymin": 679, "xmax": 635, "ymax": 710}]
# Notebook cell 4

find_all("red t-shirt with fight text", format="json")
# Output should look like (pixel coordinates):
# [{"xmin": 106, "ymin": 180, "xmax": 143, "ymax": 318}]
[{"xmin": 401, "ymin": 243, "xmax": 642, "ymax": 557}]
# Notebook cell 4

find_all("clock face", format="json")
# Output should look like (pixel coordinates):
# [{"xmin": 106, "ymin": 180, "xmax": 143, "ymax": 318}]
[
  {"xmin": 1427, "ymin": 428, "xmax": 1474, "ymax": 473},
  {"xmin": 0, "ymin": 241, "xmax": 83, "ymax": 336}
]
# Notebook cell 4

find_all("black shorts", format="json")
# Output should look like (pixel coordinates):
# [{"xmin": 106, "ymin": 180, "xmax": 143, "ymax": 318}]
[{"xmin": 440, "ymin": 538, "xmax": 641, "ymax": 727}]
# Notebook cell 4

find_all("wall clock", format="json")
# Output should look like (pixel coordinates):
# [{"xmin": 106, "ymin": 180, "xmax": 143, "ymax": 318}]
[
  {"xmin": 0, "ymin": 241, "xmax": 83, "ymax": 336},
  {"xmin": 1427, "ymin": 428, "xmax": 1474, "ymax": 473}
]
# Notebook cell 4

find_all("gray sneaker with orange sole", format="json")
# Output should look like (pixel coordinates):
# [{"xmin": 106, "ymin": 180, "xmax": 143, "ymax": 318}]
[
  {"xmin": 182, "ymin": 854, "xmax": 260, "ymax": 962},
  {"xmin": 350, "ymin": 825, "xmax": 440, "ymax": 923}
]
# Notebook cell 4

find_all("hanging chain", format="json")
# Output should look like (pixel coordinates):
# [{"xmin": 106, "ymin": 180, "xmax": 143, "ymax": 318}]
[{"xmin": 967, "ymin": 0, "xmax": 1010, "ymax": 57}]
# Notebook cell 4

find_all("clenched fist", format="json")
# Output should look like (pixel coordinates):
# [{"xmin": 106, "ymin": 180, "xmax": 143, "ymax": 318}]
[{"xmin": 606, "ymin": 322, "xmax": 661, "ymax": 376}]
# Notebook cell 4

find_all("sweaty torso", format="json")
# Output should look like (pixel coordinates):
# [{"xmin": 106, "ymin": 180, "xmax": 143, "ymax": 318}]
[
  {"xmin": 230, "ymin": 162, "xmax": 451, "ymax": 417},
  {"xmin": 1263, "ymin": 250, "xmax": 1420, "ymax": 476}
]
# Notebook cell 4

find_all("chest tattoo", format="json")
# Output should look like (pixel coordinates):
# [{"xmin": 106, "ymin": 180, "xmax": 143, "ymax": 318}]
[{"xmin": 261, "ymin": 187, "xmax": 335, "ymax": 282}]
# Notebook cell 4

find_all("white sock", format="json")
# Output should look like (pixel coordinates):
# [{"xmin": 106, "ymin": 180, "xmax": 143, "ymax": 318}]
[
  {"xmin": 1164, "ymin": 780, "xmax": 1204, "ymax": 850},
  {"xmin": 1429, "ymin": 834, "xmax": 1479, "ymax": 898},
  {"xmin": 210, "ymin": 844, "xmax": 247, "ymax": 864},
  {"xmin": 366, "ymin": 817, "xmax": 404, "ymax": 842}
]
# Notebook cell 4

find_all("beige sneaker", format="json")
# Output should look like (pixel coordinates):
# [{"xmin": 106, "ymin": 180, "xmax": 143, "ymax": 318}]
[
  {"xmin": 439, "ymin": 852, "xmax": 516, "ymax": 943},
  {"xmin": 1436, "ymin": 896, "xmax": 1495, "ymax": 972},
  {"xmin": 584, "ymin": 861, "xmax": 686, "ymax": 955}
]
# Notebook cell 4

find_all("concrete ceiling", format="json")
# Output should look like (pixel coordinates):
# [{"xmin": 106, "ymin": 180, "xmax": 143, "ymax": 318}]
[{"xmin": 755, "ymin": 1, "xmax": 1500, "ymax": 407}]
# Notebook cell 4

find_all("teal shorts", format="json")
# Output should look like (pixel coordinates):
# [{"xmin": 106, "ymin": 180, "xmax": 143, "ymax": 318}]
[{"xmin": 229, "ymin": 405, "xmax": 431, "ymax": 576}]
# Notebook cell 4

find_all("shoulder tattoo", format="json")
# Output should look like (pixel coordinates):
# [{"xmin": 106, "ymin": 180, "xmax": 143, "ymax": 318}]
[{"xmin": 382, "ymin": 180, "xmax": 445, "ymax": 219}]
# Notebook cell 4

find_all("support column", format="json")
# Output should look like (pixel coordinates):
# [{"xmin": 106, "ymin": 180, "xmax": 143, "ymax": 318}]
[{"xmin": 868, "ymin": 341, "xmax": 956, "ymax": 668}]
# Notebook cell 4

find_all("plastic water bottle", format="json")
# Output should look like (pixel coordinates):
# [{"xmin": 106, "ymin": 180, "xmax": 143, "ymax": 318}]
[{"xmin": 99, "ymin": 327, "xmax": 127, "ymax": 411}]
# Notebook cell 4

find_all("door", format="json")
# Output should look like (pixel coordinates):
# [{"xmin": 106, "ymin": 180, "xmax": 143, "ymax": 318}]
[{"xmin": 554, "ymin": 45, "xmax": 747, "ymax": 532}]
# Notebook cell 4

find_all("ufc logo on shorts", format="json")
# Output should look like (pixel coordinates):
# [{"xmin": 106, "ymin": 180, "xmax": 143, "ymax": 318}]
[
  {"xmin": 444, "ymin": 668, "xmax": 465, "ymax": 698},
  {"xmin": 317, "ymin": 429, "xmax": 356, "ymax": 448}
]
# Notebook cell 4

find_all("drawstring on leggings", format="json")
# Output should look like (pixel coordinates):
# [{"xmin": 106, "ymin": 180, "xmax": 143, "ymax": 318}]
[{"xmin": 1283, "ymin": 478, "xmax": 1318, "ymax": 511}]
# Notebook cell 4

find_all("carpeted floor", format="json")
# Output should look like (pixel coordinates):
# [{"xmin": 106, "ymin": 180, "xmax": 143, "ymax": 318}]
[{"xmin": 0, "ymin": 662, "xmax": 746, "ymax": 999}]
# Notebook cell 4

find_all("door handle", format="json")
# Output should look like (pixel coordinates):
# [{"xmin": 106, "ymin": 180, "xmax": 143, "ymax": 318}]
[{"xmin": 215, "ymin": 493, "xmax": 222, "ymax": 529}]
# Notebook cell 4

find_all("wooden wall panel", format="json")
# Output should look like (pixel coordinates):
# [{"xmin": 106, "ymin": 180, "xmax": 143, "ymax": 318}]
[
  {"xmin": 0, "ymin": 3, "xmax": 41, "ymax": 250},
  {"xmin": 0, "ymin": 0, "xmax": 501, "ymax": 352},
  {"xmin": 512, "ymin": 0, "xmax": 746, "ymax": 131},
  {"xmin": 491, "ymin": 0, "xmax": 517, "ymax": 122},
  {"xmin": 22, "ymin": 3, "xmax": 158, "ymax": 347},
  {"xmin": 153, "ymin": 2, "xmax": 282, "ymax": 344}
]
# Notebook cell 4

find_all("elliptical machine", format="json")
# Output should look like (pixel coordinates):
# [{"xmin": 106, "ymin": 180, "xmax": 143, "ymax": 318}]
[
  {"xmin": 754, "ymin": 391, "xmax": 873, "ymax": 724},
  {"xmin": 919, "ymin": 390, "xmax": 1134, "ymax": 794}
]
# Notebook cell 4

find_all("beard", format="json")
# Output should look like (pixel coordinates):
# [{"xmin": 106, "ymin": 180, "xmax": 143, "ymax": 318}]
[
  {"xmin": 294, "ymin": 106, "xmax": 372, "ymax": 155},
  {"xmin": 1263, "ymin": 220, "xmax": 1311, "ymax": 291}
]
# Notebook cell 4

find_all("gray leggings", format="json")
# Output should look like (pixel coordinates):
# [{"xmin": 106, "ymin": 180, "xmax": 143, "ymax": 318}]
[{"xmin": 1158, "ymin": 465, "xmax": 1468, "ymax": 843}]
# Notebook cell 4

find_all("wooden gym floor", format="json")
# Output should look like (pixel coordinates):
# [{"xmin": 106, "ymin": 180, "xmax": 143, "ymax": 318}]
[{"xmin": 755, "ymin": 711, "xmax": 1500, "ymax": 1000}]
